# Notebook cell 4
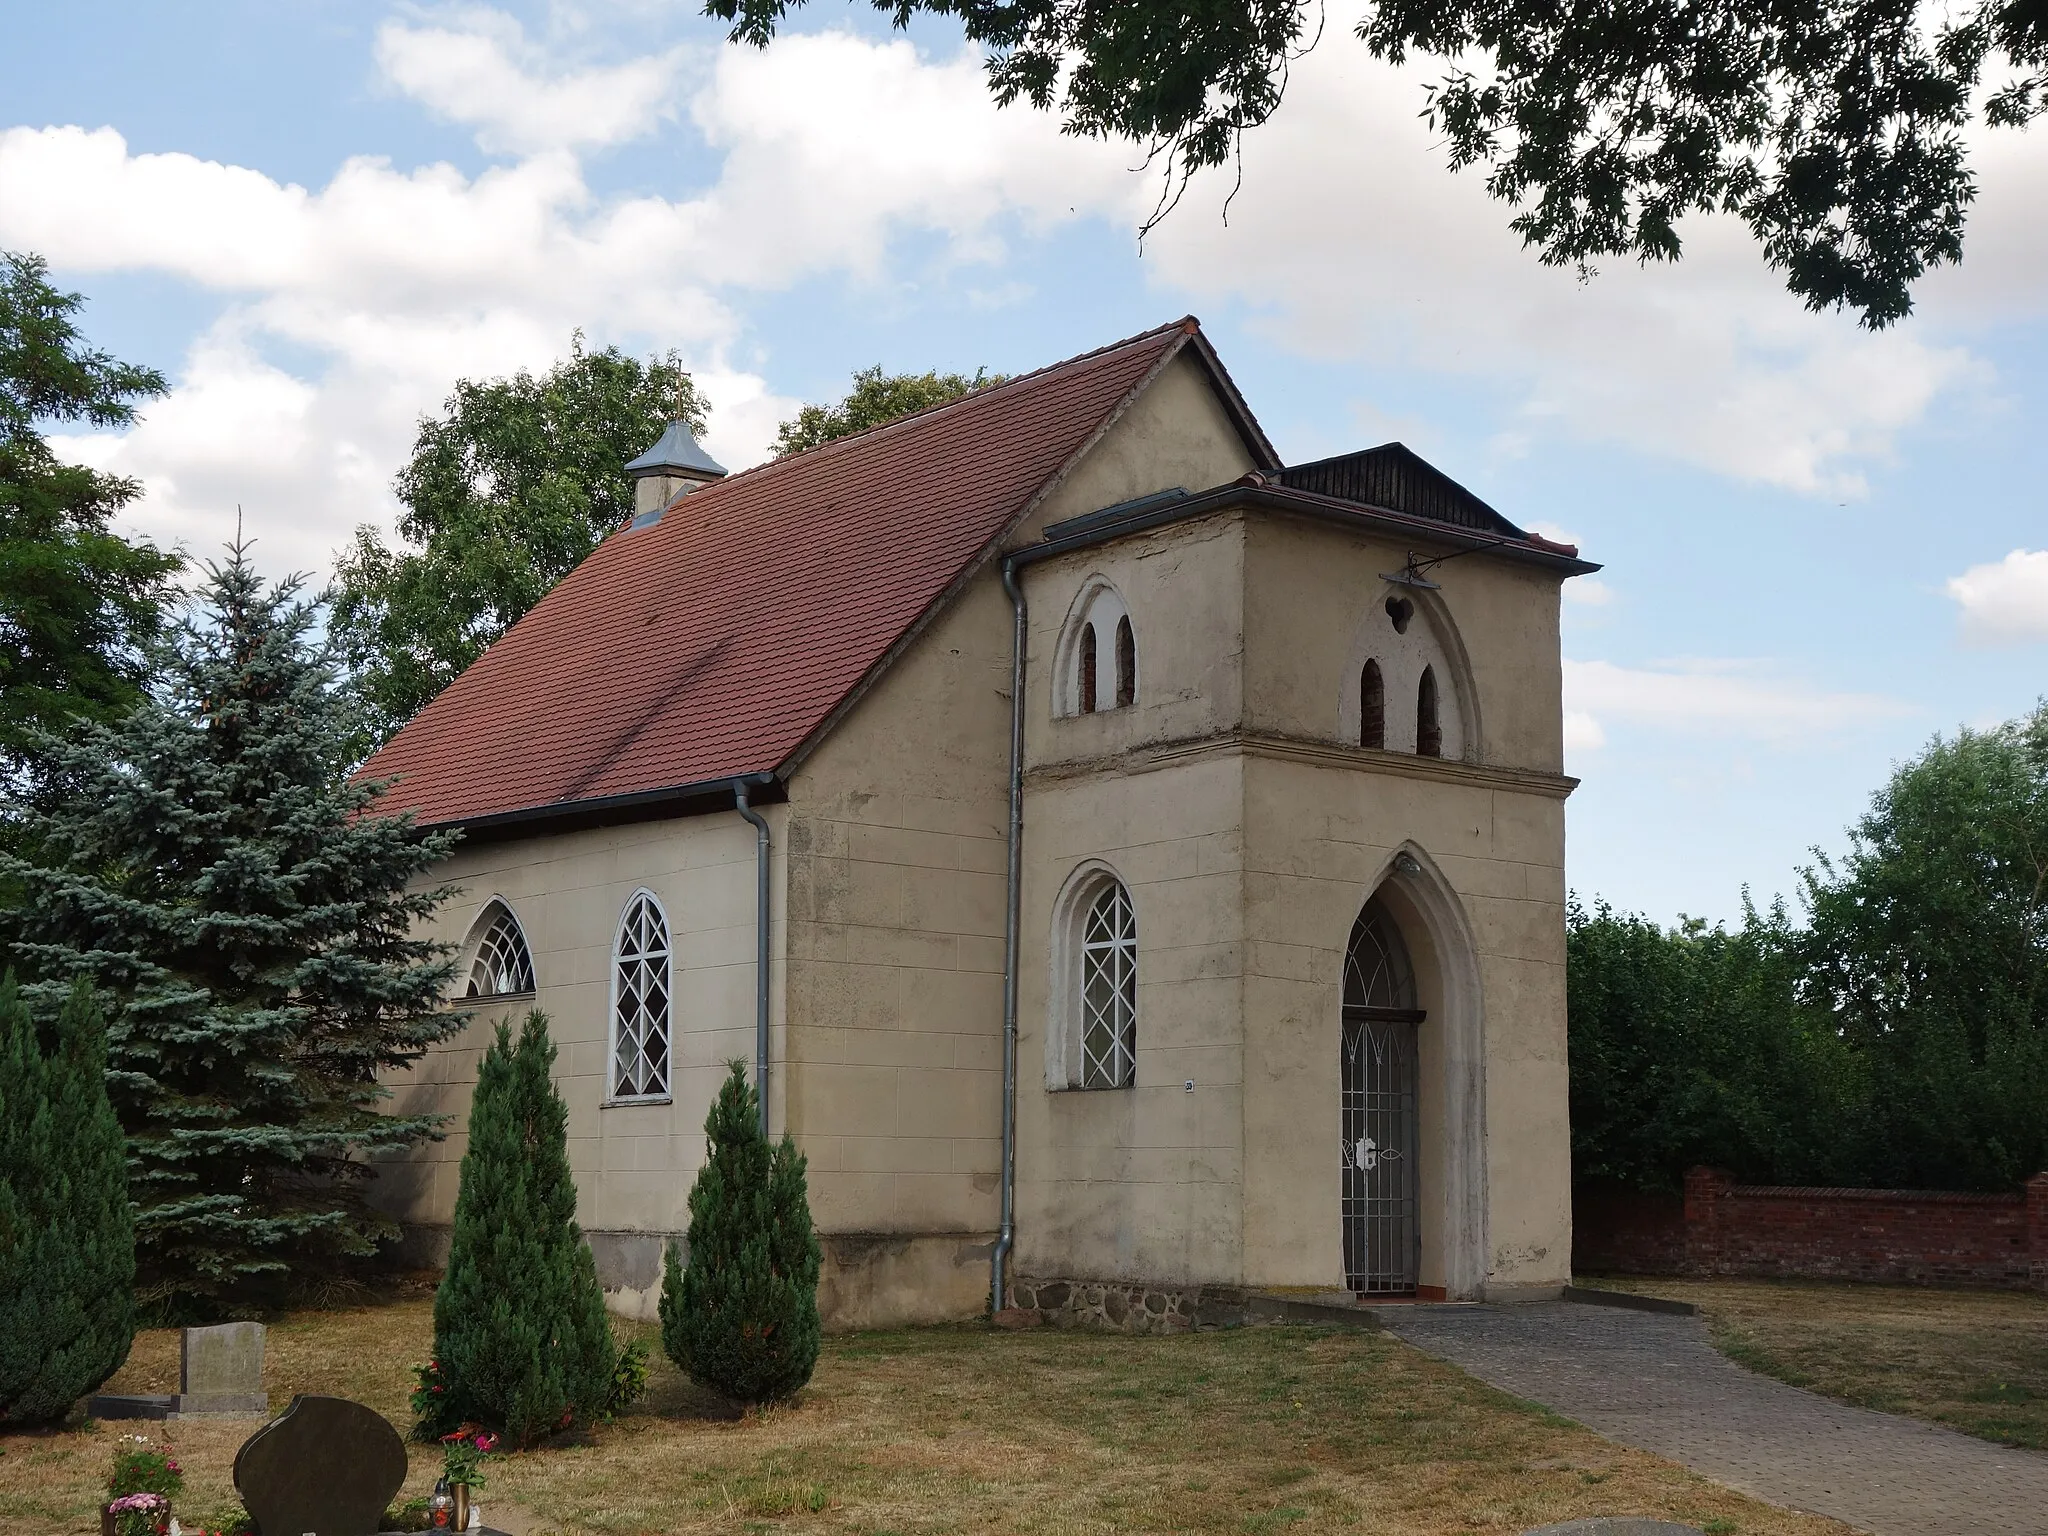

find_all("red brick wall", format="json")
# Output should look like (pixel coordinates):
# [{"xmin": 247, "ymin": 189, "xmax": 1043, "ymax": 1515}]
[{"xmin": 1574, "ymin": 1168, "xmax": 2048, "ymax": 1290}]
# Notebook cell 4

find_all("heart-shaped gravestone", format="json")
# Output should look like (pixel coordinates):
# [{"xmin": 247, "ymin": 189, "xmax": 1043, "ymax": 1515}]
[{"xmin": 233, "ymin": 1395, "xmax": 407, "ymax": 1536}]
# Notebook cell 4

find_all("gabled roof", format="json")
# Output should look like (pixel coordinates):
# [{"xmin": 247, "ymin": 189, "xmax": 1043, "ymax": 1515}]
[{"xmin": 362, "ymin": 318, "xmax": 1273, "ymax": 831}]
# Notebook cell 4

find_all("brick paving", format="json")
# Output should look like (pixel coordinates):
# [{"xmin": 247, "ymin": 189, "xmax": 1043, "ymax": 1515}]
[{"xmin": 1381, "ymin": 1300, "xmax": 2048, "ymax": 1535}]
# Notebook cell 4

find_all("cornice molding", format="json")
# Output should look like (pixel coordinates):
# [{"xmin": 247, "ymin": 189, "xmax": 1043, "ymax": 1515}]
[{"xmin": 1026, "ymin": 729, "xmax": 1578, "ymax": 799}]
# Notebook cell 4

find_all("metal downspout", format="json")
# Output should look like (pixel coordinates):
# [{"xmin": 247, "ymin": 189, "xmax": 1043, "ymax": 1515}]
[
  {"xmin": 993, "ymin": 560, "xmax": 1026, "ymax": 1313},
  {"xmin": 733, "ymin": 776, "xmax": 773, "ymax": 1138}
]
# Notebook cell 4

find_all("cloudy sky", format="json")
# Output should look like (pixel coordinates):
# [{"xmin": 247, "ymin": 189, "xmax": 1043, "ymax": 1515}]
[{"xmin": 6, "ymin": 0, "xmax": 2046, "ymax": 924}]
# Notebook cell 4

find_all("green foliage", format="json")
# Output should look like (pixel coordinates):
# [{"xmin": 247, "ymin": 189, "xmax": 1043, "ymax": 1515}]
[
  {"xmin": 0, "ymin": 975, "xmax": 134, "ymax": 1424},
  {"xmin": 774, "ymin": 365, "xmax": 1004, "ymax": 457},
  {"xmin": 660, "ymin": 1062, "xmax": 821, "ymax": 1405},
  {"xmin": 0, "ymin": 250, "xmax": 181, "ymax": 806},
  {"xmin": 107, "ymin": 1442, "xmax": 183, "ymax": 1499},
  {"xmin": 703, "ymin": 1, "xmax": 2046, "ymax": 326},
  {"xmin": 1570, "ymin": 700, "xmax": 2048, "ymax": 1194},
  {"xmin": 1800, "ymin": 704, "xmax": 2048, "ymax": 1189},
  {"xmin": 331, "ymin": 337, "xmax": 710, "ymax": 750},
  {"xmin": 0, "ymin": 543, "xmax": 463, "ymax": 1312},
  {"xmin": 380, "ymin": 1497, "xmax": 435, "ymax": 1533},
  {"xmin": 428, "ymin": 1012, "xmax": 616, "ymax": 1446},
  {"xmin": 1566, "ymin": 898, "xmax": 1859, "ymax": 1193},
  {"xmin": 438, "ymin": 1428, "xmax": 499, "ymax": 1489},
  {"xmin": 604, "ymin": 1338, "xmax": 650, "ymax": 1419}
]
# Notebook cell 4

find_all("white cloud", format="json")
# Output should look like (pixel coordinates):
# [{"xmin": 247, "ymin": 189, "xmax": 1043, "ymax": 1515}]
[
  {"xmin": 1946, "ymin": 549, "xmax": 2048, "ymax": 646},
  {"xmin": 7, "ymin": 7, "xmax": 2040, "ymax": 584},
  {"xmin": 1563, "ymin": 710, "xmax": 1606, "ymax": 753},
  {"xmin": 1137, "ymin": 32, "xmax": 2001, "ymax": 498},
  {"xmin": 1563, "ymin": 658, "xmax": 1911, "ymax": 744},
  {"xmin": 375, "ymin": 12, "xmax": 685, "ymax": 154},
  {"xmin": 1563, "ymin": 577, "xmax": 1614, "ymax": 607},
  {"xmin": 0, "ymin": 28, "xmax": 1139, "ymax": 576}
]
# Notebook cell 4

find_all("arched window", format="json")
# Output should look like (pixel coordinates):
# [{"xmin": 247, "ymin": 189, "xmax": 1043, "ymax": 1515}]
[
  {"xmin": 610, "ymin": 891, "xmax": 672, "ymax": 1100},
  {"xmin": 464, "ymin": 901, "xmax": 536, "ymax": 998},
  {"xmin": 1360, "ymin": 660, "xmax": 1385, "ymax": 750},
  {"xmin": 1416, "ymin": 666, "xmax": 1442, "ymax": 758},
  {"xmin": 1057, "ymin": 580, "xmax": 1136, "ymax": 717},
  {"xmin": 1079, "ymin": 881, "xmax": 1137, "ymax": 1088}
]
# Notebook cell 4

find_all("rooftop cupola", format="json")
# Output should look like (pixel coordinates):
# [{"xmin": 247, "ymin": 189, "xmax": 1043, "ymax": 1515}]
[{"xmin": 625, "ymin": 414, "xmax": 727, "ymax": 523}]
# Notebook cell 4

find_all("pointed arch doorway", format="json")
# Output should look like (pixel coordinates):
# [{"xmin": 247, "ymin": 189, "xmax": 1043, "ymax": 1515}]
[{"xmin": 1341, "ymin": 898, "xmax": 1426, "ymax": 1294}]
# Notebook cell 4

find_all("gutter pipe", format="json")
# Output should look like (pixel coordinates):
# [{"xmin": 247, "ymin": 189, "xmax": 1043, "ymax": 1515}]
[
  {"xmin": 992, "ymin": 559, "xmax": 1027, "ymax": 1314},
  {"xmin": 733, "ymin": 774, "xmax": 774, "ymax": 1138}
]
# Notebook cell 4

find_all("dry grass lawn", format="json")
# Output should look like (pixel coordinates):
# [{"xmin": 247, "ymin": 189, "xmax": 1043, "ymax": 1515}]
[
  {"xmin": 1586, "ymin": 1275, "xmax": 2048, "ymax": 1451},
  {"xmin": 0, "ymin": 1294, "xmax": 1853, "ymax": 1536}
]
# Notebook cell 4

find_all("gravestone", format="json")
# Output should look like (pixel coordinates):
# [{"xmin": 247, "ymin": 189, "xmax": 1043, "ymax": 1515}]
[
  {"xmin": 234, "ymin": 1395, "xmax": 406, "ymax": 1536},
  {"xmin": 175, "ymin": 1321, "xmax": 267, "ymax": 1415},
  {"xmin": 87, "ymin": 1321, "xmax": 267, "ymax": 1420}
]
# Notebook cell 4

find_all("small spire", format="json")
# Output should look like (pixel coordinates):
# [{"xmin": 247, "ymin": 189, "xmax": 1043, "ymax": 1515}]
[{"xmin": 625, "ymin": 419, "xmax": 726, "ymax": 482}]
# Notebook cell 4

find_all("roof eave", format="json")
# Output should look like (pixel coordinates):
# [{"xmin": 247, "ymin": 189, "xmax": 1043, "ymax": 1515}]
[
  {"xmin": 399, "ymin": 768, "xmax": 783, "ymax": 842},
  {"xmin": 1010, "ymin": 481, "xmax": 1603, "ymax": 576}
]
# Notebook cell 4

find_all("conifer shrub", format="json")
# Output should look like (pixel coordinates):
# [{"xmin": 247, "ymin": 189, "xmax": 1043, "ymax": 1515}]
[
  {"xmin": 425, "ymin": 1011, "xmax": 615, "ymax": 1445},
  {"xmin": 660, "ymin": 1062, "xmax": 821, "ymax": 1405},
  {"xmin": 0, "ymin": 975, "xmax": 135, "ymax": 1425}
]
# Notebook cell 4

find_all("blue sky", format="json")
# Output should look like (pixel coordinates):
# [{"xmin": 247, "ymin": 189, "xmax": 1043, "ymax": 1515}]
[{"xmin": 5, "ymin": 0, "xmax": 2045, "ymax": 925}]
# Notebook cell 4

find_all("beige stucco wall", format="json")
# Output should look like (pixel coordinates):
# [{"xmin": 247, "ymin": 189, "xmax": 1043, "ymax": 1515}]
[
  {"xmin": 373, "ymin": 341, "xmax": 1576, "ymax": 1321},
  {"xmin": 772, "ymin": 346, "xmax": 1260, "ymax": 1323},
  {"xmin": 1010, "ymin": 498, "xmax": 1575, "ymax": 1300},
  {"xmin": 370, "ymin": 809, "xmax": 781, "ymax": 1316}
]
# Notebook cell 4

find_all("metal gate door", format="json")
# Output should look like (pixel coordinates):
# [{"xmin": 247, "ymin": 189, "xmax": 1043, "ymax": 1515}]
[{"xmin": 1341, "ymin": 901, "xmax": 1424, "ymax": 1294}]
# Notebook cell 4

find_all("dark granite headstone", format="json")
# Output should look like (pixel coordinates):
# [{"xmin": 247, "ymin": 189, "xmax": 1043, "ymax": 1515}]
[{"xmin": 234, "ymin": 1395, "xmax": 406, "ymax": 1536}]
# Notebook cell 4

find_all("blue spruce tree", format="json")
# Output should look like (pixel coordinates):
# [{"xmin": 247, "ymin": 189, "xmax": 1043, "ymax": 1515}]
[{"xmin": 1, "ymin": 541, "xmax": 463, "ymax": 1312}]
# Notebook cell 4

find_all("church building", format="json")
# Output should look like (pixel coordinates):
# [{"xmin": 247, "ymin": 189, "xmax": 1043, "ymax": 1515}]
[{"xmin": 363, "ymin": 318, "xmax": 1596, "ymax": 1327}]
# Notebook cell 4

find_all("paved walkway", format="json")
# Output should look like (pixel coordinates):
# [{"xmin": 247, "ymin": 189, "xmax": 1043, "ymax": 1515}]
[{"xmin": 1380, "ymin": 1300, "xmax": 2048, "ymax": 1536}]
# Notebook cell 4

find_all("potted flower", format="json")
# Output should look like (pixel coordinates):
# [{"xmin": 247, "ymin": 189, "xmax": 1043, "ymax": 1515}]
[
  {"xmin": 437, "ymin": 1427, "xmax": 499, "ymax": 1530},
  {"xmin": 103, "ymin": 1438, "xmax": 182, "ymax": 1536}
]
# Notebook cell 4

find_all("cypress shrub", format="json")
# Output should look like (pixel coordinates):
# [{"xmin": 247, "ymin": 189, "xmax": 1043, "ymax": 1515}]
[
  {"xmin": 426, "ymin": 1011, "xmax": 614, "ymax": 1445},
  {"xmin": 0, "ymin": 975, "xmax": 135, "ymax": 1425},
  {"xmin": 660, "ymin": 1062, "xmax": 821, "ymax": 1405}
]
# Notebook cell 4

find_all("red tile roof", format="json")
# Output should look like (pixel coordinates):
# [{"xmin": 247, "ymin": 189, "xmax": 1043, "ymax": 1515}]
[{"xmin": 362, "ymin": 318, "xmax": 1265, "ymax": 829}]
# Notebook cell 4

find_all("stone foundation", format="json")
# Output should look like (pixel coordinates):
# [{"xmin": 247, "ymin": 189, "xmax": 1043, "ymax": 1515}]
[{"xmin": 1014, "ymin": 1278, "xmax": 1283, "ymax": 1333}]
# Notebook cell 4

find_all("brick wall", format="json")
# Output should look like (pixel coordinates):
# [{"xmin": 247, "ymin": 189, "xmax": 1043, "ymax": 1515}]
[{"xmin": 1574, "ymin": 1167, "xmax": 2048, "ymax": 1290}]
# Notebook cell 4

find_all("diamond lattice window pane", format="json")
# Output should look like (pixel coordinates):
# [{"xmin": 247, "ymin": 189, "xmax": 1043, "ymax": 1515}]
[
  {"xmin": 1078, "ymin": 882, "xmax": 1137, "ymax": 1088},
  {"xmin": 611, "ymin": 894, "xmax": 672, "ymax": 1098}
]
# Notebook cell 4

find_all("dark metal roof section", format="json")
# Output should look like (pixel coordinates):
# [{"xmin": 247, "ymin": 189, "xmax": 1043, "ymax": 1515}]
[
  {"xmin": 1276, "ymin": 443, "xmax": 1526, "ymax": 538},
  {"xmin": 625, "ymin": 418, "xmax": 728, "ymax": 480}
]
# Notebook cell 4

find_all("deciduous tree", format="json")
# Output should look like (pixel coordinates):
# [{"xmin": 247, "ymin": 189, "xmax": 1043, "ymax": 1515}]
[
  {"xmin": 775, "ymin": 365, "xmax": 1002, "ymax": 457},
  {"xmin": 707, "ymin": 0, "xmax": 2046, "ymax": 327},
  {"xmin": 0, "ymin": 250, "xmax": 180, "ymax": 809},
  {"xmin": 332, "ymin": 339, "xmax": 709, "ymax": 750}
]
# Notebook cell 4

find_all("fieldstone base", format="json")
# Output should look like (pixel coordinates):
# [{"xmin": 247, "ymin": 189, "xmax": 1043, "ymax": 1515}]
[{"xmin": 1013, "ymin": 1278, "xmax": 1280, "ymax": 1333}]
